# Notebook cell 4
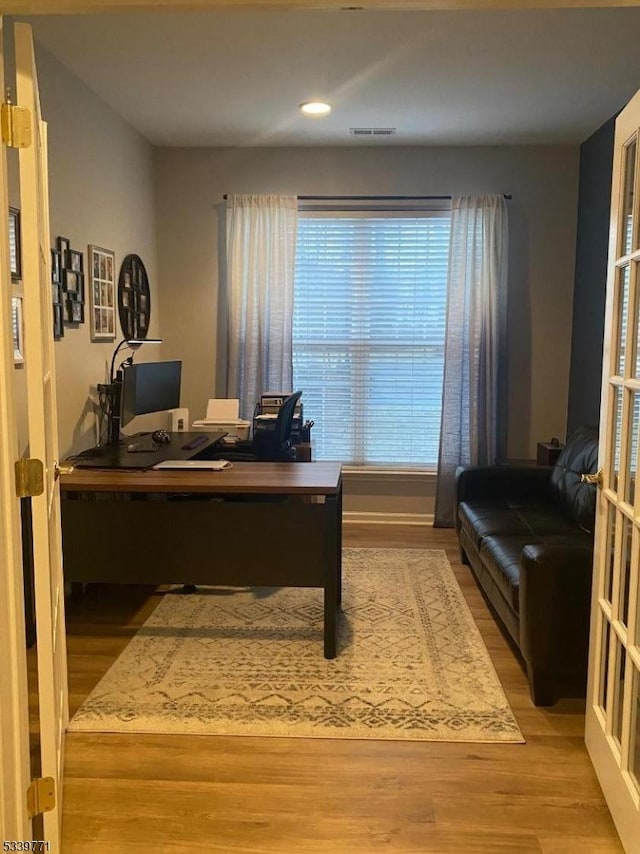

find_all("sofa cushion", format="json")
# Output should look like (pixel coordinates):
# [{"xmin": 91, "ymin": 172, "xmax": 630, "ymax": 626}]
[
  {"xmin": 479, "ymin": 535, "xmax": 524, "ymax": 613},
  {"xmin": 479, "ymin": 530, "xmax": 595, "ymax": 616},
  {"xmin": 550, "ymin": 426, "xmax": 599, "ymax": 533},
  {"xmin": 458, "ymin": 499, "xmax": 579, "ymax": 551}
]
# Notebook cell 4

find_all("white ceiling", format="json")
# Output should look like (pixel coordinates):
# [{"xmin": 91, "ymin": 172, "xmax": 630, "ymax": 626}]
[{"xmin": 24, "ymin": 7, "xmax": 640, "ymax": 147}]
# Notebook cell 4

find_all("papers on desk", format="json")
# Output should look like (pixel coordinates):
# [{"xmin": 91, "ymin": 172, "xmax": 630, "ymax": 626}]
[{"xmin": 153, "ymin": 459, "xmax": 231, "ymax": 470}]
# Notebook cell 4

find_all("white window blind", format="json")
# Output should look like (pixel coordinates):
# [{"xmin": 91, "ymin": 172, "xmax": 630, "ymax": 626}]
[{"xmin": 293, "ymin": 210, "xmax": 450, "ymax": 466}]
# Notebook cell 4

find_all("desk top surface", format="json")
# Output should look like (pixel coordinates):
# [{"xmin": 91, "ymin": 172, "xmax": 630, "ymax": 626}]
[{"xmin": 60, "ymin": 461, "xmax": 342, "ymax": 495}]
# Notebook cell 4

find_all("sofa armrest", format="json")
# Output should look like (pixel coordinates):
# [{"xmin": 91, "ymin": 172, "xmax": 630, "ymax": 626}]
[
  {"xmin": 519, "ymin": 543, "xmax": 593, "ymax": 688},
  {"xmin": 455, "ymin": 464, "xmax": 552, "ymax": 505}
]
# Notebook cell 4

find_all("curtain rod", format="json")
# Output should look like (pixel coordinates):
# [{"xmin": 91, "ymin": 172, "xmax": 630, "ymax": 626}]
[{"xmin": 223, "ymin": 194, "xmax": 512, "ymax": 201}]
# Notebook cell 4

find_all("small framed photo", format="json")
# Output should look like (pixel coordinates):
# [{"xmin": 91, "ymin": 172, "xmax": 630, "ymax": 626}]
[
  {"xmin": 88, "ymin": 245, "xmax": 116, "ymax": 341},
  {"xmin": 57, "ymin": 235, "xmax": 70, "ymax": 258},
  {"xmin": 68, "ymin": 249, "xmax": 83, "ymax": 273},
  {"xmin": 9, "ymin": 208, "xmax": 21, "ymax": 282},
  {"xmin": 71, "ymin": 301, "xmax": 84, "ymax": 324},
  {"xmin": 66, "ymin": 298, "xmax": 84, "ymax": 325},
  {"xmin": 51, "ymin": 249, "xmax": 61, "ymax": 284},
  {"xmin": 12, "ymin": 296, "xmax": 24, "ymax": 364},
  {"xmin": 53, "ymin": 303, "xmax": 64, "ymax": 341},
  {"xmin": 64, "ymin": 269, "xmax": 79, "ymax": 294}
]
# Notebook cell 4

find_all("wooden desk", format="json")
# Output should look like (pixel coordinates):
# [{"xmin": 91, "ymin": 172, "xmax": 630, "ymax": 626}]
[{"xmin": 60, "ymin": 462, "xmax": 343, "ymax": 658}]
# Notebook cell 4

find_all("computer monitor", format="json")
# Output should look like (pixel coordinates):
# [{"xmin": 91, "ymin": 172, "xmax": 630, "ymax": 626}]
[{"xmin": 120, "ymin": 360, "xmax": 182, "ymax": 428}]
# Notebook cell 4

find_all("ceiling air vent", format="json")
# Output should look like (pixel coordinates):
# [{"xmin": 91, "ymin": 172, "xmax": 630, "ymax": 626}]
[{"xmin": 349, "ymin": 127, "xmax": 397, "ymax": 137}]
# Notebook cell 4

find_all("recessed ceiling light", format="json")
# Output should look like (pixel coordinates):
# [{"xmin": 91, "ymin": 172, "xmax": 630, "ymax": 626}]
[{"xmin": 300, "ymin": 101, "xmax": 332, "ymax": 117}]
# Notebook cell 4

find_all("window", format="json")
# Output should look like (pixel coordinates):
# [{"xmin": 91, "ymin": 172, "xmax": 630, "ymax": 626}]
[{"xmin": 293, "ymin": 209, "xmax": 450, "ymax": 466}]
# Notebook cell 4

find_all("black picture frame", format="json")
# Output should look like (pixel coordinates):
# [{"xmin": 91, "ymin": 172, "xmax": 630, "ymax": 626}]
[
  {"xmin": 117, "ymin": 253, "xmax": 150, "ymax": 340},
  {"xmin": 57, "ymin": 235, "xmax": 70, "ymax": 258},
  {"xmin": 51, "ymin": 249, "xmax": 64, "ymax": 341},
  {"xmin": 53, "ymin": 303, "xmax": 64, "ymax": 341},
  {"xmin": 64, "ymin": 268, "xmax": 84, "ymax": 297},
  {"xmin": 51, "ymin": 249, "xmax": 61, "ymax": 285},
  {"xmin": 67, "ymin": 249, "xmax": 84, "ymax": 274},
  {"xmin": 9, "ymin": 207, "xmax": 21, "ymax": 282},
  {"xmin": 56, "ymin": 236, "xmax": 86, "ymax": 327},
  {"xmin": 66, "ymin": 297, "xmax": 84, "ymax": 325}
]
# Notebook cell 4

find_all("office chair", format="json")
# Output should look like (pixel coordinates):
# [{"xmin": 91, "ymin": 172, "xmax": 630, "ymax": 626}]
[{"xmin": 212, "ymin": 390, "xmax": 303, "ymax": 462}]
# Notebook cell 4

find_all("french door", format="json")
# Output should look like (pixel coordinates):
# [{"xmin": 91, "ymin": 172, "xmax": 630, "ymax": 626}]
[
  {"xmin": 16, "ymin": 21, "xmax": 69, "ymax": 850},
  {"xmin": 0, "ymin": 14, "xmax": 32, "ymax": 840},
  {"xmin": 0, "ymin": 20, "xmax": 68, "ymax": 850},
  {"xmin": 586, "ymin": 88, "xmax": 640, "ymax": 854}
]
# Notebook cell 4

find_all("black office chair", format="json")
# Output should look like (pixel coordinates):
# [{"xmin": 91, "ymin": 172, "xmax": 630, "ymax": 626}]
[{"xmin": 213, "ymin": 390, "xmax": 303, "ymax": 462}]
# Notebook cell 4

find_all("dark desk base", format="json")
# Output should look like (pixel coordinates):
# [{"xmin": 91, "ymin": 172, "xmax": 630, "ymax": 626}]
[{"xmin": 62, "ymin": 489, "xmax": 342, "ymax": 658}]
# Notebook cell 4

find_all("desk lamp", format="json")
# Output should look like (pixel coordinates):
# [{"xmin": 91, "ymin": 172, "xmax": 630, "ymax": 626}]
[{"xmin": 99, "ymin": 337, "xmax": 162, "ymax": 445}]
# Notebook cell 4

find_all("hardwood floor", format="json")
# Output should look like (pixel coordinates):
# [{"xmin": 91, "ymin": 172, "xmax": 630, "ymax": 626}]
[{"xmin": 48, "ymin": 525, "xmax": 623, "ymax": 852}]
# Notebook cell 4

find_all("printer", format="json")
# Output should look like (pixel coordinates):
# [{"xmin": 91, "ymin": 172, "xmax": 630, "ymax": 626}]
[{"xmin": 192, "ymin": 398, "xmax": 251, "ymax": 441}]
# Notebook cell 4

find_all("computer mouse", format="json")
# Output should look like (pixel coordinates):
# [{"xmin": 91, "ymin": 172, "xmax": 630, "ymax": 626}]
[{"xmin": 151, "ymin": 429, "xmax": 171, "ymax": 445}]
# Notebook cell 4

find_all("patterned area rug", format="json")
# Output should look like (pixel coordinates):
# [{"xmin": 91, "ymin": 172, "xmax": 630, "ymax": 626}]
[{"xmin": 68, "ymin": 548, "xmax": 523, "ymax": 742}]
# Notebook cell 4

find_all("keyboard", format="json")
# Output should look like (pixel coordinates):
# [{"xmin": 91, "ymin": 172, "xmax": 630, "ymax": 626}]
[{"xmin": 126, "ymin": 438, "xmax": 160, "ymax": 453}]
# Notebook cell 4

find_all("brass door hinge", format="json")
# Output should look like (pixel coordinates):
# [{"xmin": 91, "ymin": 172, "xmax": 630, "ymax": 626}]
[
  {"xmin": 15, "ymin": 458, "xmax": 44, "ymax": 498},
  {"xmin": 581, "ymin": 469, "xmax": 604, "ymax": 488},
  {"xmin": 27, "ymin": 776, "xmax": 55, "ymax": 818},
  {"xmin": 1, "ymin": 101, "xmax": 32, "ymax": 149}
]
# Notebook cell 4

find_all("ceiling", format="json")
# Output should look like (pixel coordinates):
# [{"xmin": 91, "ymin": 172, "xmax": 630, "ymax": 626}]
[{"xmin": 24, "ymin": 7, "xmax": 640, "ymax": 147}]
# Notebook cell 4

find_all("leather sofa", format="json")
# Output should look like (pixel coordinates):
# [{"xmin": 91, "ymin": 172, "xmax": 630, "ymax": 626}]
[{"xmin": 455, "ymin": 426, "xmax": 599, "ymax": 706}]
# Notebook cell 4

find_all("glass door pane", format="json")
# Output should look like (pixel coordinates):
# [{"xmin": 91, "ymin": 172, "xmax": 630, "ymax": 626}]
[
  {"xmin": 621, "ymin": 137, "xmax": 637, "ymax": 256},
  {"xmin": 618, "ymin": 518, "xmax": 633, "ymax": 630},
  {"xmin": 603, "ymin": 501, "xmax": 617, "ymax": 605},
  {"xmin": 626, "ymin": 392, "xmax": 640, "ymax": 505},
  {"xmin": 599, "ymin": 618, "xmax": 612, "ymax": 713},
  {"xmin": 610, "ymin": 385, "xmax": 623, "ymax": 492},
  {"xmin": 631, "ymin": 669, "xmax": 640, "ymax": 795},
  {"xmin": 617, "ymin": 266, "xmax": 631, "ymax": 377},
  {"xmin": 612, "ymin": 639, "xmax": 626, "ymax": 747}
]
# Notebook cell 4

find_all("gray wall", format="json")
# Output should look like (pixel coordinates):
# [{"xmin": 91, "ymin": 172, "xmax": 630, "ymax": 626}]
[
  {"xmin": 567, "ymin": 115, "xmax": 616, "ymax": 437},
  {"xmin": 12, "ymin": 45, "xmax": 161, "ymax": 457},
  {"xmin": 155, "ymin": 145, "xmax": 580, "ymax": 461}
]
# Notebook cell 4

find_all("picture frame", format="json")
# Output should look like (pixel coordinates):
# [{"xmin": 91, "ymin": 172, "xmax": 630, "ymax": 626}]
[
  {"xmin": 88, "ymin": 245, "xmax": 116, "ymax": 341},
  {"xmin": 53, "ymin": 303, "xmax": 64, "ymax": 341},
  {"xmin": 9, "ymin": 208, "xmax": 21, "ymax": 282},
  {"xmin": 56, "ymin": 235, "xmax": 86, "ymax": 328},
  {"xmin": 12, "ymin": 296, "xmax": 24, "ymax": 364},
  {"xmin": 57, "ymin": 235, "xmax": 70, "ymax": 258},
  {"xmin": 51, "ymin": 249, "xmax": 64, "ymax": 340},
  {"xmin": 68, "ymin": 249, "xmax": 83, "ymax": 273},
  {"xmin": 64, "ymin": 269, "xmax": 80, "ymax": 295},
  {"xmin": 69, "ymin": 299, "xmax": 84, "ymax": 324},
  {"xmin": 65, "ymin": 296, "xmax": 85, "ymax": 325},
  {"xmin": 117, "ymin": 253, "xmax": 150, "ymax": 341},
  {"xmin": 51, "ymin": 249, "xmax": 61, "ymax": 285}
]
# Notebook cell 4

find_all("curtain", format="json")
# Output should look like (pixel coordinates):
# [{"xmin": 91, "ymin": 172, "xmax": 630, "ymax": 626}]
[
  {"xmin": 226, "ymin": 194, "xmax": 298, "ymax": 419},
  {"xmin": 434, "ymin": 194, "xmax": 508, "ymax": 527}
]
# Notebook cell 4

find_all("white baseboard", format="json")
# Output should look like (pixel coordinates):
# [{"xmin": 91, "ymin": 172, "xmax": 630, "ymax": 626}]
[{"xmin": 343, "ymin": 511, "xmax": 433, "ymax": 527}]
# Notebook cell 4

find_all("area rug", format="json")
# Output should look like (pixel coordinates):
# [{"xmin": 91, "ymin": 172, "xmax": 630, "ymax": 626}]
[{"xmin": 68, "ymin": 548, "xmax": 523, "ymax": 742}]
